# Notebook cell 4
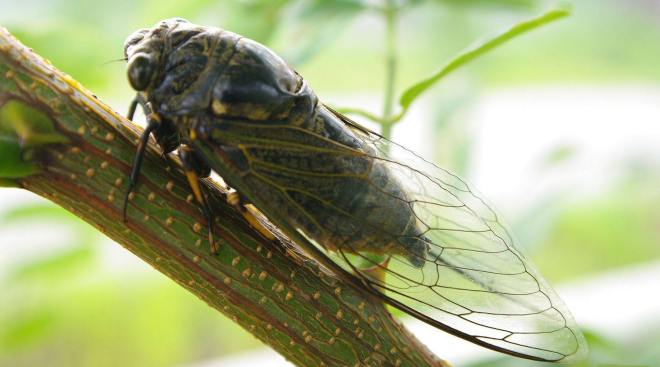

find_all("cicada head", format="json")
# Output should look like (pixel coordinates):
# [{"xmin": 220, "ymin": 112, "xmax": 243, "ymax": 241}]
[
  {"xmin": 125, "ymin": 19, "xmax": 317, "ymax": 130},
  {"xmin": 124, "ymin": 18, "xmax": 206, "ymax": 152},
  {"xmin": 124, "ymin": 18, "xmax": 200, "ymax": 94}
]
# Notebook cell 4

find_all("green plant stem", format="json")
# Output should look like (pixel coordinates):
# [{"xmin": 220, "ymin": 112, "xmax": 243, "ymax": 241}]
[
  {"xmin": 0, "ymin": 28, "xmax": 448, "ymax": 367},
  {"xmin": 380, "ymin": 0, "xmax": 398, "ymax": 141}
]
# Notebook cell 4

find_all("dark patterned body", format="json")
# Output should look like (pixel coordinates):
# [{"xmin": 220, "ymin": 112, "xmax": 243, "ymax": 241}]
[{"xmin": 124, "ymin": 19, "xmax": 427, "ymax": 265}]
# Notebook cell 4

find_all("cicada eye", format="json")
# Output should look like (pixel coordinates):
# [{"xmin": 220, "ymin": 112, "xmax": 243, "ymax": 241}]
[{"xmin": 127, "ymin": 53, "xmax": 155, "ymax": 91}]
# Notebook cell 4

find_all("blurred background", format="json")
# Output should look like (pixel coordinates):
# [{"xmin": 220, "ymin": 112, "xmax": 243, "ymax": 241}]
[{"xmin": 1, "ymin": 0, "xmax": 659, "ymax": 366}]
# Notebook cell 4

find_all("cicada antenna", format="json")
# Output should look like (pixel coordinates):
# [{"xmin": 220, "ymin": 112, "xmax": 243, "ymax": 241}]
[{"xmin": 102, "ymin": 57, "xmax": 128, "ymax": 65}]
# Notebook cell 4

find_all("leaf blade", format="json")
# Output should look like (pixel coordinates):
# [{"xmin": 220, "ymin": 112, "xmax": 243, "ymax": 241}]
[{"xmin": 398, "ymin": 8, "xmax": 570, "ymax": 111}]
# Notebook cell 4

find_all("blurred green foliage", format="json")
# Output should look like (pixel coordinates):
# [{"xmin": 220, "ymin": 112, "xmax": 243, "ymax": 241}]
[
  {"xmin": 1, "ymin": 0, "xmax": 659, "ymax": 366},
  {"xmin": 535, "ymin": 178, "xmax": 660, "ymax": 281}
]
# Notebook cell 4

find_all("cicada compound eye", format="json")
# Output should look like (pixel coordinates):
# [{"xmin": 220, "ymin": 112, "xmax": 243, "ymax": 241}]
[{"xmin": 127, "ymin": 53, "xmax": 155, "ymax": 91}]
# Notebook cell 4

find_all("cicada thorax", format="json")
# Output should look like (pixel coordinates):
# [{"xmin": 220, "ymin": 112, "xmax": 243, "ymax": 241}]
[{"xmin": 146, "ymin": 25, "xmax": 315, "ymax": 126}]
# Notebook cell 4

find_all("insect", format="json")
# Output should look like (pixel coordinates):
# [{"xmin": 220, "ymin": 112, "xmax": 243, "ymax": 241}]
[{"xmin": 122, "ymin": 18, "xmax": 587, "ymax": 362}]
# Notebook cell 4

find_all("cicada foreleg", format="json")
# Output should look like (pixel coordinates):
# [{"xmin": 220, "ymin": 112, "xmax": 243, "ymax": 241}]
[
  {"xmin": 178, "ymin": 145, "xmax": 218, "ymax": 254},
  {"xmin": 127, "ymin": 93, "xmax": 148, "ymax": 121},
  {"xmin": 122, "ymin": 98, "xmax": 159, "ymax": 222}
]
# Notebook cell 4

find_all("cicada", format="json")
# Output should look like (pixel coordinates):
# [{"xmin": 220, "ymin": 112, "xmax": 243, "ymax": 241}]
[{"xmin": 122, "ymin": 18, "xmax": 587, "ymax": 362}]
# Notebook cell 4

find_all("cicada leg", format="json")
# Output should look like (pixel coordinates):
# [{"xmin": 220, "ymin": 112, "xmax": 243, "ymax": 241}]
[
  {"xmin": 178, "ymin": 145, "xmax": 218, "ymax": 254},
  {"xmin": 122, "ymin": 98, "xmax": 159, "ymax": 222},
  {"xmin": 226, "ymin": 191, "xmax": 275, "ymax": 241},
  {"xmin": 126, "ymin": 93, "xmax": 148, "ymax": 121}
]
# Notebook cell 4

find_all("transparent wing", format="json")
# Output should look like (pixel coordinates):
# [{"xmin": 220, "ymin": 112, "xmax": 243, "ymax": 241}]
[
  {"xmin": 197, "ymin": 106, "xmax": 588, "ymax": 362},
  {"xmin": 324, "ymin": 107, "xmax": 587, "ymax": 362}
]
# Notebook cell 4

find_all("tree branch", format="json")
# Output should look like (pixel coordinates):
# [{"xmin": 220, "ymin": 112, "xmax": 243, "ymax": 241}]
[{"xmin": 0, "ymin": 28, "xmax": 448, "ymax": 367}]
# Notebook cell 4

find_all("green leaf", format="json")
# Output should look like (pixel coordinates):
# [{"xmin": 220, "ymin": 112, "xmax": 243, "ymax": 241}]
[
  {"xmin": 0, "ymin": 136, "xmax": 38, "ymax": 178},
  {"xmin": 398, "ymin": 7, "xmax": 570, "ymax": 113},
  {"xmin": 0, "ymin": 99, "xmax": 68, "ymax": 179},
  {"xmin": 333, "ymin": 106, "xmax": 384, "ymax": 124}
]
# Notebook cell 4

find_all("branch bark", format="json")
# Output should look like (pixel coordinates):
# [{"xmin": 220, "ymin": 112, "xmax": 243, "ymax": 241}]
[{"xmin": 0, "ymin": 28, "xmax": 448, "ymax": 367}]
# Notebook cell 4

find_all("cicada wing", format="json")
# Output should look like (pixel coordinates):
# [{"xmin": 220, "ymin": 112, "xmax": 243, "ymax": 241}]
[
  {"xmin": 326, "ymin": 108, "xmax": 588, "ymax": 362},
  {"xmin": 193, "ymin": 108, "xmax": 587, "ymax": 362}
]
